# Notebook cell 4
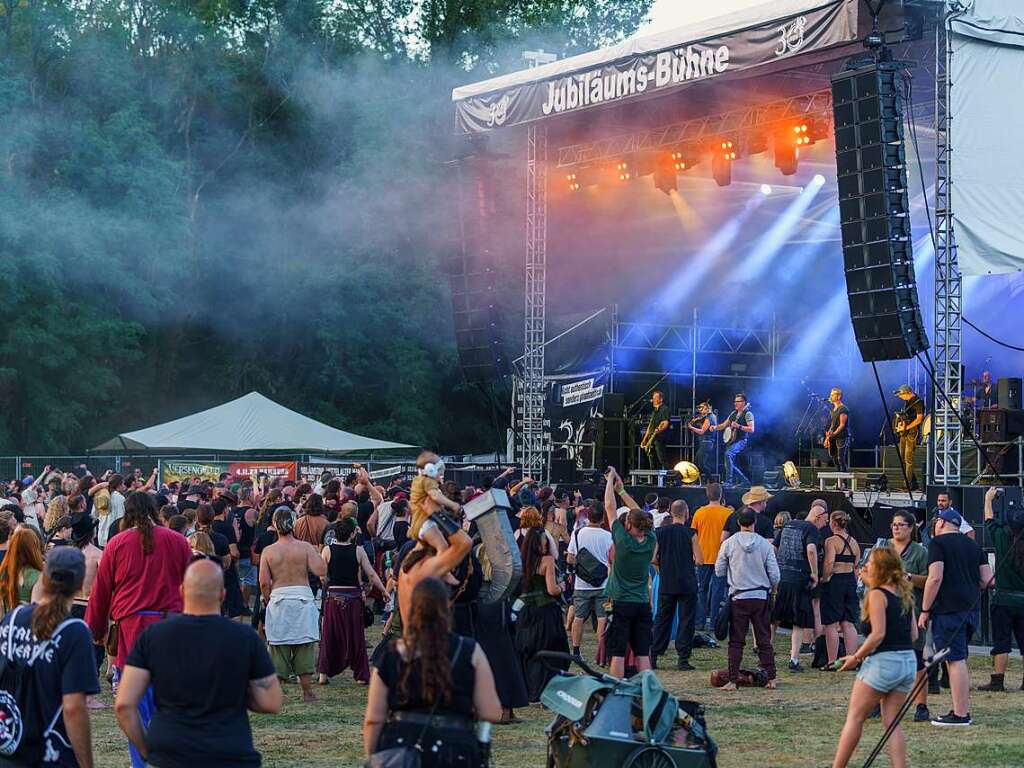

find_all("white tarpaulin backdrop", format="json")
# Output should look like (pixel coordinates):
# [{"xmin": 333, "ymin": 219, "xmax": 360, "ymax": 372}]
[{"xmin": 951, "ymin": 0, "xmax": 1024, "ymax": 275}]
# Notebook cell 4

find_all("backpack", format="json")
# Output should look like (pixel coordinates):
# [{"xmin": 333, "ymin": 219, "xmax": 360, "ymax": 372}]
[
  {"xmin": 573, "ymin": 529, "xmax": 608, "ymax": 587},
  {"xmin": 0, "ymin": 606, "xmax": 88, "ymax": 763}
]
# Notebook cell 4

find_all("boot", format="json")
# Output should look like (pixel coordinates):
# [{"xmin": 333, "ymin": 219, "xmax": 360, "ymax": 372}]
[
  {"xmin": 978, "ymin": 673, "xmax": 1005, "ymax": 692},
  {"xmin": 811, "ymin": 635, "xmax": 829, "ymax": 669}
]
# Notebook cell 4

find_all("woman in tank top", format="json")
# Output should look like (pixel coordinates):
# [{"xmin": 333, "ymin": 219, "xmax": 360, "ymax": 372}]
[
  {"xmin": 821, "ymin": 510, "xmax": 862, "ymax": 666},
  {"xmin": 832, "ymin": 546, "xmax": 918, "ymax": 768},
  {"xmin": 317, "ymin": 517, "xmax": 387, "ymax": 685}
]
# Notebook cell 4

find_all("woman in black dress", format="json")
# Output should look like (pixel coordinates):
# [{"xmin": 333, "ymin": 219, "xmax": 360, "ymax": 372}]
[
  {"xmin": 364, "ymin": 577, "xmax": 501, "ymax": 767},
  {"xmin": 514, "ymin": 525, "xmax": 570, "ymax": 702}
]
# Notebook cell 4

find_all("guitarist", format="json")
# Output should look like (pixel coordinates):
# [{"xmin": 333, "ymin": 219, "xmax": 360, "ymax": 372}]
[
  {"xmin": 687, "ymin": 400, "xmax": 718, "ymax": 480},
  {"xmin": 712, "ymin": 394, "xmax": 755, "ymax": 487},
  {"xmin": 641, "ymin": 391, "xmax": 671, "ymax": 470},
  {"xmin": 824, "ymin": 388, "xmax": 851, "ymax": 472},
  {"xmin": 893, "ymin": 384, "xmax": 925, "ymax": 491}
]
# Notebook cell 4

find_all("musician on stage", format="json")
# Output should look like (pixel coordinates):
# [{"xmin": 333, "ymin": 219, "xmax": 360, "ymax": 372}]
[
  {"xmin": 687, "ymin": 400, "xmax": 718, "ymax": 480},
  {"xmin": 824, "ymin": 388, "xmax": 851, "ymax": 472},
  {"xmin": 893, "ymin": 385, "xmax": 925, "ymax": 491},
  {"xmin": 641, "ymin": 390, "xmax": 671, "ymax": 470},
  {"xmin": 965, "ymin": 369, "xmax": 996, "ymax": 410},
  {"xmin": 711, "ymin": 394, "xmax": 754, "ymax": 487}
]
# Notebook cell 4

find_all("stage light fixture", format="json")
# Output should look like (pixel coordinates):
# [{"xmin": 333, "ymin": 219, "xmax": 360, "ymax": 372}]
[
  {"xmin": 813, "ymin": 173, "xmax": 826, "ymax": 185},
  {"xmin": 615, "ymin": 159, "xmax": 632, "ymax": 182},
  {"xmin": 566, "ymin": 172, "xmax": 581, "ymax": 192},
  {"xmin": 761, "ymin": 184, "xmax": 773, "ymax": 196},
  {"xmin": 711, "ymin": 139, "xmax": 736, "ymax": 187},
  {"xmin": 774, "ymin": 140, "xmax": 799, "ymax": 176},
  {"xmin": 718, "ymin": 139, "xmax": 737, "ymax": 161},
  {"xmin": 793, "ymin": 123, "xmax": 813, "ymax": 146}
]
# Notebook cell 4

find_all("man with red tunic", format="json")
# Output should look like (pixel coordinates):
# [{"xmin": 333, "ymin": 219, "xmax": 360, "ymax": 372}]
[{"xmin": 86, "ymin": 491, "xmax": 192, "ymax": 768}]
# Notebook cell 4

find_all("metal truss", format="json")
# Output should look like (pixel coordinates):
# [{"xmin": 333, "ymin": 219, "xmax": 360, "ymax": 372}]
[
  {"xmin": 611, "ymin": 318, "xmax": 852, "ymax": 381},
  {"xmin": 931, "ymin": 16, "xmax": 961, "ymax": 485},
  {"xmin": 522, "ymin": 124, "xmax": 548, "ymax": 481},
  {"xmin": 556, "ymin": 90, "xmax": 835, "ymax": 168}
]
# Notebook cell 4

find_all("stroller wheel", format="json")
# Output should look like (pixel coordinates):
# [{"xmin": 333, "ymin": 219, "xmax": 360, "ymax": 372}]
[{"xmin": 623, "ymin": 745, "xmax": 676, "ymax": 768}]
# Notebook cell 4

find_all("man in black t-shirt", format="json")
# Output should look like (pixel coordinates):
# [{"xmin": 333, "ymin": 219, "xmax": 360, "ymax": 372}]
[
  {"xmin": 723, "ymin": 487, "xmax": 775, "ymax": 541},
  {"xmin": 231, "ymin": 487, "xmax": 258, "ymax": 607},
  {"xmin": 920, "ymin": 508, "xmax": 993, "ymax": 727},
  {"xmin": 893, "ymin": 385, "xmax": 925, "ymax": 491},
  {"xmin": 651, "ymin": 500, "xmax": 704, "ymax": 670},
  {"xmin": 771, "ymin": 510, "xmax": 818, "ymax": 672},
  {"xmin": 825, "ymin": 388, "xmax": 851, "ymax": 472},
  {"xmin": 642, "ymin": 390, "xmax": 671, "ymax": 470},
  {"xmin": 116, "ymin": 560, "xmax": 283, "ymax": 767}
]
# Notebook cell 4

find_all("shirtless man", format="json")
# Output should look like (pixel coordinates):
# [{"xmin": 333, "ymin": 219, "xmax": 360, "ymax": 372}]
[
  {"xmin": 259, "ymin": 506, "xmax": 327, "ymax": 702},
  {"xmin": 397, "ymin": 519, "xmax": 472, "ymax": 628}
]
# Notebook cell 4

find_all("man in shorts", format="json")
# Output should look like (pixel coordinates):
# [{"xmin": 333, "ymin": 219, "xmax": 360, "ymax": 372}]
[
  {"xmin": 567, "ymin": 505, "xmax": 612, "ymax": 663},
  {"xmin": 603, "ymin": 468, "xmax": 656, "ymax": 679},
  {"xmin": 259, "ymin": 506, "xmax": 327, "ymax": 702},
  {"xmin": 920, "ymin": 507, "xmax": 992, "ymax": 727}
]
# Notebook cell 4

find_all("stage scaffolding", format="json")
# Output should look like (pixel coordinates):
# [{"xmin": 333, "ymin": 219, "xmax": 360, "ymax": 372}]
[
  {"xmin": 522, "ymin": 123, "xmax": 549, "ymax": 480},
  {"xmin": 931, "ymin": 13, "xmax": 962, "ymax": 485}
]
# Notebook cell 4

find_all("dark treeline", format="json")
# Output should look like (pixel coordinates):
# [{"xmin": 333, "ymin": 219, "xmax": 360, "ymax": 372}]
[{"xmin": 0, "ymin": 0, "xmax": 652, "ymax": 454}]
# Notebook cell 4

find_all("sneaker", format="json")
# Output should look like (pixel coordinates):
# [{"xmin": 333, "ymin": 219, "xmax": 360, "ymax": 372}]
[
  {"xmin": 799, "ymin": 643, "xmax": 814, "ymax": 655},
  {"xmin": 913, "ymin": 704, "xmax": 931, "ymax": 722},
  {"xmin": 677, "ymin": 659, "xmax": 695, "ymax": 671},
  {"xmin": 931, "ymin": 712, "xmax": 972, "ymax": 727},
  {"xmin": 788, "ymin": 660, "xmax": 804, "ymax": 673},
  {"xmin": 570, "ymin": 651, "xmax": 585, "ymax": 666}
]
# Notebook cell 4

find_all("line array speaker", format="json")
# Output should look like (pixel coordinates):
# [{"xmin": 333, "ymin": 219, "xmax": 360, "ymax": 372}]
[
  {"xmin": 831, "ymin": 62, "xmax": 929, "ymax": 363},
  {"xmin": 450, "ymin": 156, "xmax": 509, "ymax": 383}
]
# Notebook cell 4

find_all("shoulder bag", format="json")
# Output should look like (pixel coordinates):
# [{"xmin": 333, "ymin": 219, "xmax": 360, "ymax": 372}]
[{"xmin": 365, "ymin": 636, "xmax": 466, "ymax": 768}]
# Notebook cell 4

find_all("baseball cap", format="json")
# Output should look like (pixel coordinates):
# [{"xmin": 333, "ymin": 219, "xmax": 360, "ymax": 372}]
[
  {"xmin": 936, "ymin": 508, "xmax": 963, "ymax": 528},
  {"xmin": 21, "ymin": 476, "xmax": 34, "ymax": 487},
  {"xmin": 45, "ymin": 546, "xmax": 86, "ymax": 591},
  {"xmin": 892, "ymin": 384, "xmax": 914, "ymax": 396}
]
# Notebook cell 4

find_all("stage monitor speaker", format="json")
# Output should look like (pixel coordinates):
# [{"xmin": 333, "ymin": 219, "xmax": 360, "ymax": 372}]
[
  {"xmin": 998, "ymin": 377, "xmax": 1022, "ymax": 410},
  {"xmin": 831, "ymin": 62, "xmax": 929, "ymax": 363},
  {"xmin": 450, "ymin": 156, "xmax": 509, "ymax": 383}
]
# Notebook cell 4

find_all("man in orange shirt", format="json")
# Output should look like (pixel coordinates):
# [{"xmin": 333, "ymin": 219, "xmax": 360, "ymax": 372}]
[{"xmin": 690, "ymin": 482, "xmax": 733, "ymax": 630}]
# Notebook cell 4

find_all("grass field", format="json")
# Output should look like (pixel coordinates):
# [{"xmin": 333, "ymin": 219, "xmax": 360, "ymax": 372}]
[{"xmin": 88, "ymin": 631, "xmax": 1024, "ymax": 767}]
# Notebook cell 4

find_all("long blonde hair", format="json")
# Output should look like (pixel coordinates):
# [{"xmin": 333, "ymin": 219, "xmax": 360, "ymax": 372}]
[{"xmin": 861, "ymin": 545, "xmax": 915, "ymax": 622}]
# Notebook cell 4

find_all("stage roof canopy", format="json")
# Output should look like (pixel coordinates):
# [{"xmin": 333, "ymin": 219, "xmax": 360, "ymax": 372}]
[
  {"xmin": 452, "ymin": 0, "xmax": 863, "ymax": 134},
  {"xmin": 95, "ymin": 392, "xmax": 415, "ymax": 454}
]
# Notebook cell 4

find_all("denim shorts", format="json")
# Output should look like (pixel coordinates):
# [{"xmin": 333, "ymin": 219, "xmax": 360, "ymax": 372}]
[
  {"xmin": 857, "ymin": 650, "xmax": 917, "ymax": 694},
  {"xmin": 572, "ymin": 588, "xmax": 607, "ymax": 621},
  {"xmin": 237, "ymin": 558, "xmax": 257, "ymax": 587},
  {"xmin": 931, "ymin": 609, "xmax": 977, "ymax": 662}
]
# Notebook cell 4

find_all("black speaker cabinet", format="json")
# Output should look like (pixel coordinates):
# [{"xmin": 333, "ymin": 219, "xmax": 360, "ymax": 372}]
[{"xmin": 998, "ymin": 377, "xmax": 1022, "ymax": 410}]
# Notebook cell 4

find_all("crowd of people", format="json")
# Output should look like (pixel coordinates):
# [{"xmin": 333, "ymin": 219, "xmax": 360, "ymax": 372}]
[{"xmin": 0, "ymin": 460, "xmax": 1021, "ymax": 768}]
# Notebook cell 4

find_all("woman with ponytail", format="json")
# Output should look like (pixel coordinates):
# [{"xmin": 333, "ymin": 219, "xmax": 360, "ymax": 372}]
[
  {"xmin": 84, "ymin": 492, "xmax": 192, "ymax": 768},
  {"xmin": 364, "ymin": 576, "xmax": 501, "ymax": 767},
  {"xmin": 0, "ymin": 546, "xmax": 99, "ymax": 766}
]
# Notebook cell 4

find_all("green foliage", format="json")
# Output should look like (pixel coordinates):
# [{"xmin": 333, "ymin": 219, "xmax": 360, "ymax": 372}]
[{"xmin": 0, "ymin": 0, "xmax": 652, "ymax": 455}]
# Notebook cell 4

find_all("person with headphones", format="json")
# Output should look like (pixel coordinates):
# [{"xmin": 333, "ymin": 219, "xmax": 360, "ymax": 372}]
[{"xmin": 409, "ymin": 451, "xmax": 464, "ymax": 557}]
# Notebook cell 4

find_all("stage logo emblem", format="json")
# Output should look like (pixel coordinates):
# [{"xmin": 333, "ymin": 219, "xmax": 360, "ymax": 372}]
[
  {"xmin": 487, "ymin": 95, "xmax": 511, "ymax": 127},
  {"xmin": 775, "ymin": 16, "xmax": 807, "ymax": 57}
]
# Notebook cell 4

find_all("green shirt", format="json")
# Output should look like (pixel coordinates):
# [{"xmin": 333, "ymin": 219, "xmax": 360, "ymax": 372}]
[
  {"xmin": 886, "ymin": 539, "xmax": 927, "ymax": 612},
  {"xmin": 988, "ymin": 520, "xmax": 1024, "ymax": 606},
  {"xmin": 607, "ymin": 519, "xmax": 655, "ymax": 604}
]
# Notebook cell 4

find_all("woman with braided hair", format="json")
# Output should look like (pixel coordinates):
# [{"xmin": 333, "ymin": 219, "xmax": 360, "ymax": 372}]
[
  {"xmin": 85, "ymin": 492, "xmax": 192, "ymax": 768},
  {"xmin": 364, "ymin": 576, "xmax": 501, "ymax": 767}
]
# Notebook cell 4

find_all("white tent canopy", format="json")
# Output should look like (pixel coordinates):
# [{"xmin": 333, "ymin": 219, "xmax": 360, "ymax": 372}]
[{"xmin": 95, "ymin": 392, "xmax": 414, "ymax": 453}]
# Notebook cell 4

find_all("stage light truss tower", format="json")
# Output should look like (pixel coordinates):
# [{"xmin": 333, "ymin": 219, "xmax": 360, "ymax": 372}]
[
  {"xmin": 932, "ymin": 15, "xmax": 961, "ymax": 485},
  {"xmin": 556, "ymin": 91, "xmax": 834, "ymax": 168},
  {"xmin": 523, "ymin": 123, "xmax": 548, "ymax": 481}
]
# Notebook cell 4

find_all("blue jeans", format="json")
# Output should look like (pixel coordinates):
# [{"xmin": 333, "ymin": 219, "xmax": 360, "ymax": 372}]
[
  {"xmin": 696, "ymin": 564, "xmax": 727, "ymax": 629},
  {"xmin": 725, "ymin": 438, "xmax": 750, "ymax": 486}
]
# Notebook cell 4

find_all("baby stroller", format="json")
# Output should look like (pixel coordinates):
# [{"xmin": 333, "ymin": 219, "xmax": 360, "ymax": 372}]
[{"xmin": 537, "ymin": 652, "xmax": 717, "ymax": 768}]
